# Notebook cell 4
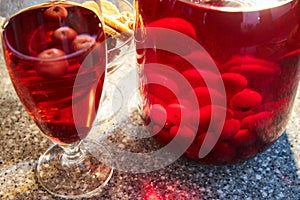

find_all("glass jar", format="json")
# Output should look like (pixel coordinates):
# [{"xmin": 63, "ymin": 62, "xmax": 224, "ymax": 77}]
[{"xmin": 134, "ymin": 0, "xmax": 300, "ymax": 165}]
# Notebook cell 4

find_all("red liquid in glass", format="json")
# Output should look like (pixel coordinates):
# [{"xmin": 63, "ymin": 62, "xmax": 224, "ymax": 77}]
[
  {"xmin": 136, "ymin": 0, "xmax": 300, "ymax": 164},
  {"xmin": 2, "ymin": 3, "xmax": 106, "ymax": 144}
]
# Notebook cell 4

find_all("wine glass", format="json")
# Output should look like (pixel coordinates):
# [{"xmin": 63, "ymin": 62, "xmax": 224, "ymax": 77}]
[
  {"xmin": 96, "ymin": 0, "xmax": 134, "ymax": 123},
  {"xmin": 0, "ymin": 0, "xmax": 113, "ymax": 198}
]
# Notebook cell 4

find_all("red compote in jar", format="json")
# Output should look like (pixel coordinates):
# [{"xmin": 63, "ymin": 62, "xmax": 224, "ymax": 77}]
[{"xmin": 134, "ymin": 0, "xmax": 300, "ymax": 165}]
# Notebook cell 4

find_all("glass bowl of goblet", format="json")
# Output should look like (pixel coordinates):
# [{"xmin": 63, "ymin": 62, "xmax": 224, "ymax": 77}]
[{"xmin": 0, "ymin": 0, "xmax": 113, "ymax": 198}]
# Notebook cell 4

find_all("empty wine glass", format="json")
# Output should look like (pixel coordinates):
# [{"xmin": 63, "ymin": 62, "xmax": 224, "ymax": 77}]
[
  {"xmin": 95, "ymin": 0, "xmax": 134, "ymax": 123},
  {"xmin": 0, "ymin": 0, "xmax": 113, "ymax": 198}
]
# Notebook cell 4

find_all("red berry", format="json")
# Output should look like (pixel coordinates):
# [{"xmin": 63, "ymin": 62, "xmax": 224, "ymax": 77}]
[
  {"xmin": 197, "ymin": 107, "xmax": 211, "ymax": 131},
  {"xmin": 169, "ymin": 125, "xmax": 179, "ymax": 139},
  {"xmin": 230, "ymin": 129, "xmax": 258, "ymax": 147},
  {"xmin": 44, "ymin": 6, "xmax": 68, "ymax": 21},
  {"xmin": 224, "ymin": 55, "xmax": 279, "ymax": 71},
  {"xmin": 191, "ymin": 87, "xmax": 224, "ymax": 107},
  {"xmin": 182, "ymin": 69, "xmax": 205, "ymax": 88},
  {"xmin": 149, "ymin": 104, "xmax": 167, "ymax": 126},
  {"xmin": 52, "ymin": 26, "xmax": 77, "ymax": 42},
  {"xmin": 230, "ymin": 89, "xmax": 262, "ymax": 111},
  {"xmin": 241, "ymin": 111, "xmax": 273, "ymax": 131},
  {"xmin": 147, "ymin": 17, "xmax": 197, "ymax": 40},
  {"xmin": 166, "ymin": 103, "xmax": 192, "ymax": 126},
  {"xmin": 145, "ymin": 67, "xmax": 181, "ymax": 105},
  {"xmin": 219, "ymin": 119, "xmax": 241, "ymax": 140},
  {"xmin": 148, "ymin": 93, "xmax": 166, "ymax": 107},
  {"xmin": 233, "ymin": 109, "xmax": 255, "ymax": 121},
  {"xmin": 148, "ymin": 84, "xmax": 177, "ymax": 105},
  {"xmin": 184, "ymin": 50, "xmax": 216, "ymax": 72},
  {"xmin": 225, "ymin": 56, "xmax": 281, "ymax": 92},
  {"xmin": 193, "ymin": 105, "xmax": 234, "ymax": 131},
  {"xmin": 221, "ymin": 73, "xmax": 247, "ymax": 97},
  {"xmin": 167, "ymin": 125, "xmax": 197, "ymax": 154},
  {"xmin": 183, "ymin": 69, "xmax": 220, "ymax": 88},
  {"xmin": 72, "ymin": 34, "xmax": 96, "ymax": 51},
  {"xmin": 146, "ymin": 18, "xmax": 197, "ymax": 55},
  {"xmin": 240, "ymin": 111, "xmax": 275, "ymax": 142},
  {"xmin": 166, "ymin": 104, "xmax": 182, "ymax": 125},
  {"xmin": 229, "ymin": 63, "xmax": 280, "ymax": 80},
  {"xmin": 176, "ymin": 99, "xmax": 195, "ymax": 110},
  {"xmin": 146, "ymin": 71, "xmax": 180, "ymax": 97},
  {"xmin": 36, "ymin": 48, "xmax": 68, "ymax": 78},
  {"xmin": 228, "ymin": 61, "xmax": 281, "ymax": 91}
]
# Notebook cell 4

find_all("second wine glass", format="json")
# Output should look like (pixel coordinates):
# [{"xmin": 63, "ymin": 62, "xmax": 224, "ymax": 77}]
[{"xmin": 95, "ymin": 0, "xmax": 135, "ymax": 123}]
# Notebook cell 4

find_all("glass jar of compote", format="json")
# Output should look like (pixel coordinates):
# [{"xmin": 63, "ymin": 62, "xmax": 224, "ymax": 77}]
[{"xmin": 134, "ymin": 0, "xmax": 300, "ymax": 165}]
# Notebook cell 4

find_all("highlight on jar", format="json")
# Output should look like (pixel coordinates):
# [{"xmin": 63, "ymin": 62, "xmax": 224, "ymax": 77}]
[{"xmin": 135, "ymin": 0, "xmax": 300, "ymax": 165}]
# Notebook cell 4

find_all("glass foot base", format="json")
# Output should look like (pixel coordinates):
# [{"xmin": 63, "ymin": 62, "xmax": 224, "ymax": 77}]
[{"xmin": 37, "ymin": 140, "xmax": 113, "ymax": 199}]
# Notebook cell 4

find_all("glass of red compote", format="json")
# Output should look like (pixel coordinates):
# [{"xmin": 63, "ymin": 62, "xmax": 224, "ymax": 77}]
[
  {"xmin": 1, "ymin": 0, "xmax": 113, "ymax": 198},
  {"xmin": 134, "ymin": 0, "xmax": 300, "ymax": 165}
]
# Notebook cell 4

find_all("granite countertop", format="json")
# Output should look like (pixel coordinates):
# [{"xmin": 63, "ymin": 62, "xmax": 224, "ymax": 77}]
[
  {"xmin": 0, "ymin": 45, "xmax": 300, "ymax": 200},
  {"xmin": 1, "ymin": 0, "xmax": 300, "ymax": 199}
]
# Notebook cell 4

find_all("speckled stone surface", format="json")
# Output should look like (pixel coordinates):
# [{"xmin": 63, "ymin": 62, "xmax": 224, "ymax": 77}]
[{"xmin": 1, "ymin": 3, "xmax": 300, "ymax": 200}]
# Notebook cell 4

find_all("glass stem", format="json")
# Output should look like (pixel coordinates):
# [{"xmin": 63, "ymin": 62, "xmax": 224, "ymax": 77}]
[{"xmin": 60, "ymin": 141, "xmax": 85, "ymax": 166}]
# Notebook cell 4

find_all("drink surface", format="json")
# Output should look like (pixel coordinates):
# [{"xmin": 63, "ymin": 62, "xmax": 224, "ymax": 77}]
[
  {"xmin": 2, "ymin": 3, "xmax": 106, "ymax": 144},
  {"xmin": 136, "ymin": 0, "xmax": 300, "ymax": 164}
]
